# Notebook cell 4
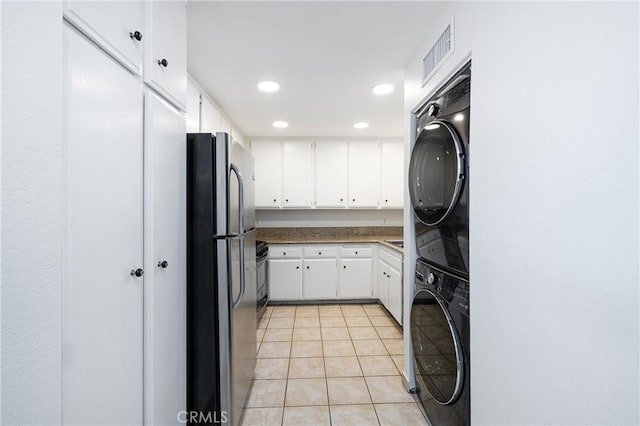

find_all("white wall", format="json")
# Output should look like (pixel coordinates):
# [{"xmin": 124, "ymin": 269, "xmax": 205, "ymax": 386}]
[
  {"xmin": 404, "ymin": 2, "xmax": 639, "ymax": 424},
  {"xmin": 1, "ymin": 3, "xmax": 64, "ymax": 424}
]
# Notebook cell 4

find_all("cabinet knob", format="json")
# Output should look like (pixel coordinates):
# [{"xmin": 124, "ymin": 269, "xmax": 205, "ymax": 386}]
[
  {"xmin": 283, "ymin": 252, "xmax": 286, "ymax": 256},
  {"xmin": 352, "ymin": 198, "xmax": 356, "ymax": 202},
  {"xmin": 385, "ymin": 199, "xmax": 388, "ymax": 203},
  {"xmin": 340, "ymin": 198, "xmax": 343, "ymax": 202},
  {"xmin": 130, "ymin": 268, "xmax": 144, "ymax": 277},
  {"xmin": 355, "ymin": 251, "xmax": 358, "ymax": 255},
  {"xmin": 157, "ymin": 260, "xmax": 168, "ymax": 269},
  {"xmin": 318, "ymin": 251, "xmax": 322, "ymax": 255},
  {"xmin": 273, "ymin": 198, "xmax": 277, "ymax": 203},
  {"xmin": 129, "ymin": 30, "xmax": 142, "ymax": 41},
  {"xmin": 343, "ymin": 265, "xmax": 347, "ymax": 269},
  {"xmin": 296, "ymin": 266, "xmax": 300, "ymax": 269},
  {"xmin": 306, "ymin": 266, "xmax": 310, "ymax": 269},
  {"xmin": 157, "ymin": 58, "xmax": 168, "ymax": 67},
  {"xmin": 285, "ymin": 199, "xmax": 289, "ymax": 203}
]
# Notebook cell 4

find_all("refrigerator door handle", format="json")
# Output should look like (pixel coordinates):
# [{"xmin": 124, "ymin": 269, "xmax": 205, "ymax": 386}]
[
  {"xmin": 230, "ymin": 163, "xmax": 245, "ymax": 310},
  {"xmin": 230, "ymin": 163, "xmax": 244, "ymax": 233}
]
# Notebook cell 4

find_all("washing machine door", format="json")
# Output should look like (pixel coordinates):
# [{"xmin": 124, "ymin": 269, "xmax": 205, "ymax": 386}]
[
  {"xmin": 409, "ymin": 120, "xmax": 465, "ymax": 226},
  {"xmin": 411, "ymin": 288, "xmax": 464, "ymax": 405}
]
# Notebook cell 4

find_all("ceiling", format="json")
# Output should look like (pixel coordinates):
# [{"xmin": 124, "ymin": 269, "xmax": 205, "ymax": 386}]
[{"xmin": 187, "ymin": 1, "xmax": 444, "ymax": 138}]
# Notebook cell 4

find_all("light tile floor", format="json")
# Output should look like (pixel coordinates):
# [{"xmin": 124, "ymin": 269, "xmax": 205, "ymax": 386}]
[{"xmin": 241, "ymin": 304, "xmax": 427, "ymax": 426}]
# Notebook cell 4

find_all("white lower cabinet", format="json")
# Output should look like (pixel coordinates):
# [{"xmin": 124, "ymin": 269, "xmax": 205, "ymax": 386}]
[
  {"xmin": 338, "ymin": 258, "xmax": 374, "ymax": 298},
  {"xmin": 378, "ymin": 246, "xmax": 403, "ymax": 325},
  {"xmin": 387, "ymin": 266, "xmax": 403, "ymax": 325},
  {"xmin": 303, "ymin": 259, "xmax": 337, "ymax": 299},
  {"xmin": 377, "ymin": 264, "xmax": 389, "ymax": 308},
  {"xmin": 268, "ymin": 244, "xmax": 399, "ymax": 304},
  {"xmin": 269, "ymin": 259, "xmax": 303, "ymax": 300}
]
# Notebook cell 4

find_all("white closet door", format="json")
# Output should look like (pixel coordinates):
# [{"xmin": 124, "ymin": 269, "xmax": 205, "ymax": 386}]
[
  {"xmin": 145, "ymin": 1, "xmax": 187, "ymax": 109},
  {"xmin": 63, "ymin": 25, "xmax": 143, "ymax": 425},
  {"xmin": 64, "ymin": 0, "xmax": 144, "ymax": 74},
  {"xmin": 144, "ymin": 91, "xmax": 186, "ymax": 425}
]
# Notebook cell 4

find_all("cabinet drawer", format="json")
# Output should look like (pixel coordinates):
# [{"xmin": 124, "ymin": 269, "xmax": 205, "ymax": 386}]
[
  {"xmin": 269, "ymin": 247, "xmax": 302, "ymax": 259},
  {"xmin": 303, "ymin": 247, "xmax": 338, "ymax": 258},
  {"xmin": 379, "ymin": 248, "xmax": 402, "ymax": 271},
  {"xmin": 339, "ymin": 247, "xmax": 373, "ymax": 258}
]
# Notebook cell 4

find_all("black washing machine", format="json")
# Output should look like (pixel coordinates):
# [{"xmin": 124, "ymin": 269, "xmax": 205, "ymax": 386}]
[
  {"xmin": 411, "ymin": 258, "xmax": 469, "ymax": 426},
  {"xmin": 409, "ymin": 61, "xmax": 471, "ymax": 279}
]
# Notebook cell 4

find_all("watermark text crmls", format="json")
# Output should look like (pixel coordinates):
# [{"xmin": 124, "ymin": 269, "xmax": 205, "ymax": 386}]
[{"xmin": 177, "ymin": 410, "xmax": 229, "ymax": 424}]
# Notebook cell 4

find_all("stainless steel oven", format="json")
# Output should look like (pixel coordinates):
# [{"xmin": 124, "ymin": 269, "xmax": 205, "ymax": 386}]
[{"xmin": 256, "ymin": 241, "xmax": 268, "ymax": 321}]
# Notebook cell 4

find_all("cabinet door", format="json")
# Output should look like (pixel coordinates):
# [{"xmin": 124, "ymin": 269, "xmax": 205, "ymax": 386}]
[
  {"xmin": 251, "ymin": 141, "xmax": 282, "ymax": 208},
  {"xmin": 315, "ymin": 141, "xmax": 348, "ymax": 208},
  {"xmin": 144, "ymin": 91, "xmax": 186, "ymax": 425},
  {"xmin": 269, "ymin": 259, "xmax": 302, "ymax": 300},
  {"xmin": 303, "ymin": 259, "xmax": 337, "ymax": 299},
  {"xmin": 64, "ymin": 1, "xmax": 143, "ymax": 74},
  {"xmin": 145, "ymin": 1, "xmax": 187, "ymax": 109},
  {"xmin": 200, "ymin": 96, "xmax": 222, "ymax": 135},
  {"xmin": 378, "ymin": 261, "xmax": 389, "ymax": 308},
  {"xmin": 338, "ymin": 258, "xmax": 373, "ymax": 298},
  {"xmin": 348, "ymin": 141, "xmax": 380, "ymax": 208},
  {"xmin": 186, "ymin": 78, "xmax": 200, "ymax": 133},
  {"xmin": 64, "ymin": 25, "xmax": 143, "ymax": 425},
  {"xmin": 387, "ymin": 266, "xmax": 403, "ymax": 325},
  {"xmin": 220, "ymin": 115, "xmax": 232, "ymax": 135},
  {"xmin": 282, "ymin": 141, "xmax": 313, "ymax": 208},
  {"xmin": 380, "ymin": 141, "xmax": 404, "ymax": 208}
]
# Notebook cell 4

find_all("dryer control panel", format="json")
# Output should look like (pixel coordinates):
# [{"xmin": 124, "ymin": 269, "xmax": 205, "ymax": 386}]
[{"xmin": 416, "ymin": 259, "xmax": 469, "ymax": 316}]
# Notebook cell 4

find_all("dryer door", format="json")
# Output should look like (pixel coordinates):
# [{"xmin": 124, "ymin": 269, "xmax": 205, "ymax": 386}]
[
  {"xmin": 411, "ymin": 288, "xmax": 464, "ymax": 405},
  {"xmin": 409, "ymin": 120, "xmax": 465, "ymax": 226}
]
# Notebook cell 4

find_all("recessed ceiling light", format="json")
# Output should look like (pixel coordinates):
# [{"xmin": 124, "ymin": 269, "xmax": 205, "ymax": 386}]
[
  {"xmin": 273, "ymin": 121, "xmax": 288, "ymax": 128},
  {"xmin": 258, "ymin": 81, "xmax": 280, "ymax": 93},
  {"xmin": 353, "ymin": 122, "xmax": 369, "ymax": 129},
  {"xmin": 372, "ymin": 83, "xmax": 394, "ymax": 95}
]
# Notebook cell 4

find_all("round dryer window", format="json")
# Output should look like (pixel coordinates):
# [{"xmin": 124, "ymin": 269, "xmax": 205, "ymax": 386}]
[
  {"xmin": 409, "ymin": 120, "xmax": 465, "ymax": 226},
  {"xmin": 410, "ymin": 289, "xmax": 464, "ymax": 405}
]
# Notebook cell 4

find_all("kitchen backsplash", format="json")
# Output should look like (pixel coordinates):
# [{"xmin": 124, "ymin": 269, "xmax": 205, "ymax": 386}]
[{"xmin": 256, "ymin": 226, "xmax": 403, "ymax": 241}]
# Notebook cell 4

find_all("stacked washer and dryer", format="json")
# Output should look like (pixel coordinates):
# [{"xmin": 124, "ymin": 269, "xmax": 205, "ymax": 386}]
[{"xmin": 408, "ymin": 61, "xmax": 471, "ymax": 426}]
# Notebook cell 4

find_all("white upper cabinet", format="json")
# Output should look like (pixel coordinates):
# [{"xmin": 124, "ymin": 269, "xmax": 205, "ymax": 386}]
[
  {"xmin": 348, "ymin": 141, "xmax": 380, "ymax": 208},
  {"xmin": 64, "ymin": 1, "xmax": 144, "ymax": 74},
  {"xmin": 145, "ymin": 1, "xmax": 187, "ymax": 110},
  {"xmin": 252, "ymin": 141, "xmax": 283, "ymax": 208},
  {"xmin": 315, "ymin": 141, "xmax": 348, "ymax": 208},
  {"xmin": 186, "ymin": 78, "xmax": 200, "ymax": 133},
  {"xmin": 380, "ymin": 140, "xmax": 404, "ymax": 208},
  {"xmin": 282, "ymin": 141, "xmax": 313, "ymax": 208},
  {"xmin": 200, "ymin": 96, "xmax": 222, "ymax": 135},
  {"xmin": 220, "ymin": 115, "xmax": 232, "ymax": 135},
  {"xmin": 252, "ymin": 139, "xmax": 402, "ymax": 210}
]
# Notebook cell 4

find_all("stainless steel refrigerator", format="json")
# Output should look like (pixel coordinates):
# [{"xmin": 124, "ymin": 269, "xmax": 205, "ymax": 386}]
[{"xmin": 187, "ymin": 132, "xmax": 257, "ymax": 426}]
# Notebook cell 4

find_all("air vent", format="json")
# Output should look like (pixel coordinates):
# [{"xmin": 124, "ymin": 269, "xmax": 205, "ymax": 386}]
[{"xmin": 422, "ymin": 18, "xmax": 455, "ymax": 86}]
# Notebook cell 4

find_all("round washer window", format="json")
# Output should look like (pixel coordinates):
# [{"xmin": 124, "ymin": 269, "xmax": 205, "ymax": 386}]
[
  {"xmin": 410, "ymin": 289, "xmax": 464, "ymax": 405},
  {"xmin": 409, "ymin": 120, "xmax": 465, "ymax": 226}
]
